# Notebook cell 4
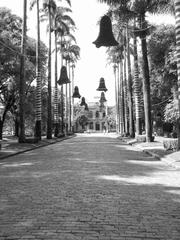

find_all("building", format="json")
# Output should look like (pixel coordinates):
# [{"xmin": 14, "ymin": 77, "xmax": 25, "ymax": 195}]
[{"xmin": 74, "ymin": 101, "xmax": 109, "ymax": 133}]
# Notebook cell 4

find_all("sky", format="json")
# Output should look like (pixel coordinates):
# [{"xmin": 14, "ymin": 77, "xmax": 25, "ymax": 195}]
[{"xmin": 0, "ymin": 0, "xmax": 176, "ymax": 106}]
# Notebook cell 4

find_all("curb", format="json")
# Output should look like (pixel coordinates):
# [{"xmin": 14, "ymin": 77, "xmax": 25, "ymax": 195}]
[
  {"xmin": 118, "ymin": 136, "xmax": 180, "ymax": 169},
  {"xmin": 0, "ymin": 135, "xmax": 75, "ymax": 160},
  {"xmin": 127, "ymin": 141, "xmax": 180, "ymax": 169}
]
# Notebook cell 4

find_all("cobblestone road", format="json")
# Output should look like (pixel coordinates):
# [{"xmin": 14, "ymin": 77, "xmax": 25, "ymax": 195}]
[{"xmin": 0, "ymin": 134, "xmax": 180, "ymax": 240}]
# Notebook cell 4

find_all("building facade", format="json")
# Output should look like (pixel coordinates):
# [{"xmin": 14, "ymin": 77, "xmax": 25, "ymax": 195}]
[{"xmin": 74, "ymin": 102, "xmax": 108, "ymax": 133}]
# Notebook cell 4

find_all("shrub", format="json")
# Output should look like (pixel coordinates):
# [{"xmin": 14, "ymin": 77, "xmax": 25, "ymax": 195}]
[
  {"xmin": 136, "ymin": 135, "xmax": 155, "ymax": 142},
  {"xmin": 163, "ymin": 139, "xmax": 178, "ymax": 151},
  {"xmin": 136, "ymin": 135, "xmax": 146, "ymax": 142}
]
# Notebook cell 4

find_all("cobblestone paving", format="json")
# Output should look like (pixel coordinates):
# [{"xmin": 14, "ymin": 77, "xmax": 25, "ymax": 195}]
[{"xmin": 0, "ymin": 134, "xmax": 180, "ymax": 240}]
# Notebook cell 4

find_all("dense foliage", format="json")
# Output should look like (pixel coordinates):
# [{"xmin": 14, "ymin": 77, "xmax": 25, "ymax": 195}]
[{"xmin": 0, "ymin": 7, "xmax": 48, "ymax": 138}]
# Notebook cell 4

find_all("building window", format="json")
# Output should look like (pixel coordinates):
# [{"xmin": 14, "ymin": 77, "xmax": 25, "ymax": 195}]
[
  {"xmin": 89, "ymin": 122, "xmax": 93, "ymax": 130},
  {"xmin": 95, "ymin": 122, "xmax": 100, "ymax": 131},
  {"xmin": 103, "ymin": 112, "xmax": 106, "ymax": 117},
  {"xmin": 96, "ymin": 111, "xmax": 99, "ymax": 118}
]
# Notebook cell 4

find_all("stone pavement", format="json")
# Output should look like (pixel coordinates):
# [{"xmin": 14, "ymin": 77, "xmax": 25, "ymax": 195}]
[
  {"xmin": 0, "ymin": 133, "xmax": 180, "ymax": 240},
  {"xmin": 0, "ymin": 134, "xmax": 180, "ymax": 169}
]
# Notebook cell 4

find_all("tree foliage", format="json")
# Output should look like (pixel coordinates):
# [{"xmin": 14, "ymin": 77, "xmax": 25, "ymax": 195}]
[
  {"xmin": 0, "ymin": 7, "xmax": 48, "ymax": 138},
  {"xmin": 148, "ymin": 24, "xmax": 177, "ymax": 119}
]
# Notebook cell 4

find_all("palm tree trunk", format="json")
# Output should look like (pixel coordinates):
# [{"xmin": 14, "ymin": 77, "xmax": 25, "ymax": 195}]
[
  {"xmin": 68, "ymin": 61, "xmax": 72, "ymax": 132},
  {"xmin": 35, "ymin": 0, "xmax": 41, "ymax": 140},
  {"xmin": 120, "ymin": 58, "xmax": 124, "ymax": 135},
  {"xmin": 123, "ymin": 48, "xmax": 129, "ymax": 135},
  {"xmin": 133, "ymin": 20, "xmax": 142, "ymax": 136},
  {"xmin": 113, "ymin": 64, "xmax": 119, "ymax": 133},
  {"xmin": 19, "ymin": 0, "xmax": 27, "ymax": 143},
  {"xmin": 117, "ymin": 63, "xmax": 120, "ymax": 133},
  {"xmin": 175, "ymin": 0, "xmax": 180, "ymax": 149},
  {"xmin": 126, "ymin": 26, "xmax": 135, "ymax": 138},
  {"xmin": 54, "ymin": 30, "xmax": 59, "ymax": 137},
  {"xmin": 47, "ymin": 0, "xmax": 52, "ymax": 139},
  {"xmin": 139, "ymin": 14, "xmax": 153, "ymax": 142},
  {"xmin": 71, "ymin": 64, "xmax": 75, "ymax": 132}
]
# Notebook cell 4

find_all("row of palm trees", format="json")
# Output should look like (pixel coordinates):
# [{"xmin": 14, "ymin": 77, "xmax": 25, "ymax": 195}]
[
  {"xmin": 19, "ymin": 0, "xmax": 80, "ymax": 142},
  {"xmin": 98, "ymin": 0, "xmax": 180, "ymax": 145}
]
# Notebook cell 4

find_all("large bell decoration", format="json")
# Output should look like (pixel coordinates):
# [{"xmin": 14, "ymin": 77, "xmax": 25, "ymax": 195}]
[
  {"xmin": 93, "ymin": 15, "xmax": 119, "ymax": 48},
  {"xmin": 57, "ymin": 66, "xmax": 70, "ymax": 85},
  {"xmin": 97, "ymin": 77, "xmax": 108, "ymax": 92},
  {"xmin": 99, "ymin": 92, "xmax": 107, "ymax": 103},
  {"xmin": 80, "ymin": 97, "xmax": 86, "ymax": 106},
  {"xmin": 72, "ymin": 86, "xmax": 81, "ymax": 98}
]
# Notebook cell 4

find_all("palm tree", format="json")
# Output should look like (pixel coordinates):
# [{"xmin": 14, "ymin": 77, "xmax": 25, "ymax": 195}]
[
  {"xmin": 42, "ymin": 0, "xmax": 56, "ymax": 139},
  {"xmin": 130, "ymin": 0, "xmax": 172, "ymax": 141},
  {"xmin": 42, "ymin": 0, "xmax": 71, "ymax": 138},
  {"xmin": 104, "ymin": 2, "xmax": 135, "ymax": 136},
  {"xmin": 30, "ymin": 0, "xmax": 42, "ymax": 140},
  {"xmin": 106, "ymin": 45, "xmax": 124, "ymax": 135},
  {"xmin": 52, "ymin": 5, "xmax": 74, "ymax": 136},
  {"xmin": 63, "ymin": 44, "xmax": 80, "ymax": 132},
  {"xmin": 60, "ymin": 32, "xmax": 80, "ymax": 133},
  {"xmin": 98, "ymin": 0, "xmax": 172, "ymax": 142},
  {"xmin": 19, "ymin": 0, "xmax": 27, "ymax": 143}
]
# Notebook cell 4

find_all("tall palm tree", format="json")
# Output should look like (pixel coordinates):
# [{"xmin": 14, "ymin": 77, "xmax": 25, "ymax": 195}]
[
  {"xmin": 105, "ymin": 2, "xmax": 135, "ymax": 136},
  {"xmin": 130, "ymin": 0, "xmax": 172, "ymax": 141},
  {"xmin": 63, "ymin": 44, "xmax": 80, "ymax": 132},
  {"xmin": 42, "ymin": 0, "xmax": 71, "ymax": 138},
  {"xmin": 19, "ymin": 0, "xmax": 27, "ymax": 143},
  {"xmin": 42, "ymin": 0, "xmax": 56, "ymax": 139},
  {"xmin": 98, "ymin": 0, "xmax": 171, "ymax": 142},
  {"xmin": 52, "ymin": 5, "xmax": 73, "ymax": 136},
  {"xmin": 106, "ymin": 45, "xmax": 124, "ymax": 135},
  {"xmin": 30, "ymin": 0, "xmax": 42, "ymax": 140}
]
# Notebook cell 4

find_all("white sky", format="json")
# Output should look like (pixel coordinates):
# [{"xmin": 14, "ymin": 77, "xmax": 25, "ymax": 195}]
[{"xmin": 0, "ymin": 0, "xmax": 176, "ymax": 106}]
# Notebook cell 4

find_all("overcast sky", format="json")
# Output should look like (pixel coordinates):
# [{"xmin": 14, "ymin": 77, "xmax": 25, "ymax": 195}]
[{"xmin": 0, "ymin": 0, "xmax": 175, "ymax": 106}]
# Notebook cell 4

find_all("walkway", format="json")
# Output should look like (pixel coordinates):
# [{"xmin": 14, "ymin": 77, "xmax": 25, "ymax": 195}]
[{"xmin": 0, "ymin": 134, "xmax": 180, "ymax": 239}]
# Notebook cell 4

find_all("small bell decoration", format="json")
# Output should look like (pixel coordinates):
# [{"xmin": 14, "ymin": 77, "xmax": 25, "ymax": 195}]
[
  {"xmin": 80, "ymin": 97, "xmax": 86, "ymax": 106},
  {"xmin": 72, "ymin": 86, "xmax": 81, "ymax": 98},
  {"xmin": 84, "ymin": 103, "xmax": 89, "ymax": 111},
  {"xmin": 97, "ymin": 77, "xmax": 108, "ymax": 92},
  {"xmin": 57, "ymin": 66, "xmax": 70, "ymax": 85},
  {"xmin": 99, "ymin": 92, "xmax": 107, "ymax": 103},
  {"xmin": 93, "ymin": 15, "xmax": 119, "ymax": 48}
]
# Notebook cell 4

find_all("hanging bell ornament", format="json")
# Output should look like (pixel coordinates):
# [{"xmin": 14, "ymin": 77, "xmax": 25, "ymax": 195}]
[
  {"xmin": 57, "ymin": 66, "xmax": 70, "ymax": 85},
  {"xmin": 80, "ymin": 97, "xmax": 86, "ymax": 106},
  {"xmin": 99, "ymin": 92, "xmax": 107, "ymax": 103},
  {"xmin": 72, "ymin": 86, "xmax": 81, "ymax": 98},
  {"xmin": 97, "ymin": 77, "xmax": 108, "ymax": 92},
  {"xmin": 93, "ymin": 15, "xmax": 119, "ymax": 48}
]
